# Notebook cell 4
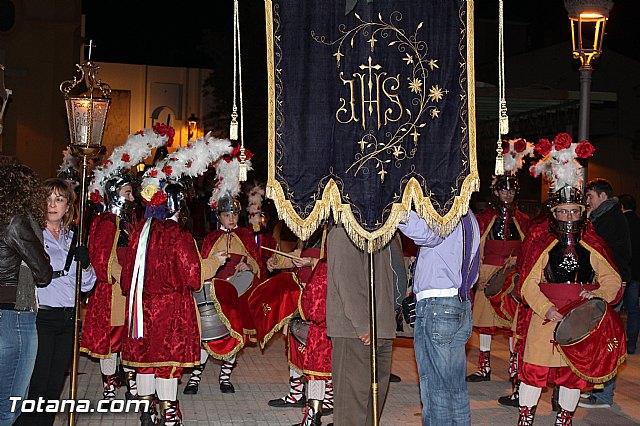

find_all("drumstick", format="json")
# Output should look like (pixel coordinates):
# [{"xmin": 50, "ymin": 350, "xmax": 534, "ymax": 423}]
[{"xmin": 261, "ymin": 246, "xmax": 303, "ymax": 261}]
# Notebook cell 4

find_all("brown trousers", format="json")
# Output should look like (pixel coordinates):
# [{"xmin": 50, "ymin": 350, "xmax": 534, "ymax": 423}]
[{"xmin": 331, "ymin": 337, "xmax": 393, "ymax": 426}]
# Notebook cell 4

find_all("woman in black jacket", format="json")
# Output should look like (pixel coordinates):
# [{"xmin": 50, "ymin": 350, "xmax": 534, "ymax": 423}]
[{"xmin": 0, "ymin": 163, "xmax": 53, "ymax": 425}]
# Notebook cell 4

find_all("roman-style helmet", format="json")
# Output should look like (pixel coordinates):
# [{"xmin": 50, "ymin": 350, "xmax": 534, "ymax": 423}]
[
  {"xmin": 529, "ymin": 132, "xmax": 595, "ymax": 241},
  {"xmin": 491, "ymin": 138, "xmax": 534, "ymax": 210}
]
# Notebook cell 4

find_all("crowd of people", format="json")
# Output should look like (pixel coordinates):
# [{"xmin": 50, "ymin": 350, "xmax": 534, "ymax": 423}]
[{"xmin": 0, "ymin": 129, "xmax": 638, "ymax": 426}]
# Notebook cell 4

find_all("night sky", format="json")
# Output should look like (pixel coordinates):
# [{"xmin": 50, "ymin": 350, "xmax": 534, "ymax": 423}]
[{"xmin": 82, "ymin": 0, "xmax": 639, "ymax": 179}]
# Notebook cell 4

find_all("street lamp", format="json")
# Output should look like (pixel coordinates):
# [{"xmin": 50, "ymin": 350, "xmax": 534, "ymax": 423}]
[
  {"xmin": 187, "ymin": 113, "xmax": 198, "ymax": 141},
  {"xmin": 564, "ymin": 0, "xmax": 613, "ymax": 183},
  {"xmin": 59, "ymin": 39, "xmax": 111, "ymax": 426}
]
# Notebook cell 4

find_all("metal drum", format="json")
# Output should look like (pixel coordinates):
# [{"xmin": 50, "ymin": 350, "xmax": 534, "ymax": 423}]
[
  {"xmin": 193, "ymin": 282, "xmax": 230, "ymax": 342},
  {"xmin": 290, "ymin": 316, "xmax": 310, "ymax": 346},
  {"xmin": 554, "ymin": 298, "xmax": 607, "ymax": 345},
  {"xmin": 484, "ymin": 264, "xmax": 515, "ymax": 297},
  {"xmin": 228, "ymin": 270, "xmax": 254, "ymax": 297}
]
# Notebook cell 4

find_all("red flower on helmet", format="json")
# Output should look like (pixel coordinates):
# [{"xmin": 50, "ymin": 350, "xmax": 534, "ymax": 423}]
[
  {"xmin": 502, "ymin": 141, "xmax": 510, "ymax": 154},
  {"xmin": 121, "ymin": 153, "xmax": 130, "ymax": 163},
  {"xmin": 575, "ymin": 140, "xmax": 595, "ymax": 159},
  {"xmin": 513, "ymin": 138, "xmax": 527, "ymax": 153},
  {"xmin": 553, "ymin": 133, "xmax": 572, "ymax": 150},
  {"xmin": 162, "ymin": 165, "xmax": 173, "ymax": 176},
  {"xmin": 149, "ymin": 170, "xmax": 158, "ymax": 177},
  {"xmin": 89, "ymin": 190, "xmax": 103, "ymax": 203},
  {"xmin": 150, "ymin": 190, "xmax": 167, "ymax": 207},
  {"xmin": 535, "ymin": 138, "xmax": 552, "ymax": 156},
  {"xmin": 153, "ymin": 123, "xmax": 176, "ymax": 146}
]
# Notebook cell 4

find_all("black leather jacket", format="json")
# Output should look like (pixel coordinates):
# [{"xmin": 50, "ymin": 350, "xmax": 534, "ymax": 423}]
[{"xmin": 0, "ymin": 214, "xmax": 53, "ymax": 305}]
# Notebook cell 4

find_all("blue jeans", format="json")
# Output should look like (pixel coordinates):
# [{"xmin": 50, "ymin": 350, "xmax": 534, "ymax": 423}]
[
  {"xmin": 414, "ymin": 297, "xmax": 472, "ymax": 426},
  {"xmin": 0, "ymin": 309, "xmax": 38, "ymax": 426}
]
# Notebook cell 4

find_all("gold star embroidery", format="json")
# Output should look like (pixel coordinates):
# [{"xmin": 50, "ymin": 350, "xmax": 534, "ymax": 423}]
[
  {"xmin": 430, "ymin": 108, "xmax": 440, "ymax": 118},
  {"xmin": 428, "ymin": 85, "xmax": 447, "ymax": 102},
  {"xmin": 392, "ymin": 146, "xmax": 402, "ymax": 158},
  {"xmin": 408, "ymin": 78, "xmax": 423, "ymax": 94},
  {"xmin": 428, "ymin": 59, "xmax": 439, "ymax": 70},
  {"xmin": 402, "ymin": 53, "xmax": 414, "ymax": 65}
]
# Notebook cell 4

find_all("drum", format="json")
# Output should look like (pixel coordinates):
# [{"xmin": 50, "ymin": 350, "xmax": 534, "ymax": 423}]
[
  {"xmin": 193, "ymin": 282, "xmax": 230, "ymax": 342},
  {"xmin": 228, "ymin": 270, "xmax": 254, "ymax": 297},
  {"xmin": 247, "ymin": 272, "xmax": 302, "ymax": 348},
  {"xmin": 553, "ymin": 297, "xmax": 626, "ymax": 383},
  {"xmin": 484, "ymin": 264, "xmax": 514, "ymax": 297},
  {"xmin": 290, "ymin": 316, "xmax": 310, "ymax": 346}
]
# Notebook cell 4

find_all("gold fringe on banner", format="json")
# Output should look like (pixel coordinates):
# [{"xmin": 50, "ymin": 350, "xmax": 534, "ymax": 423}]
[{"xmin": 264, "ymin": 0, "xmax": 478, "ymax": 253}]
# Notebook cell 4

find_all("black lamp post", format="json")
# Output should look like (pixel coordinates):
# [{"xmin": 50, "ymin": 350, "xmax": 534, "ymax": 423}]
[
  {"xmin": 59, "ymin": 40, "xmax": 111, "ymax": 425},
  {"xmin": 564, "ymin": 0, "xmax": 613, "ymax": 182}
]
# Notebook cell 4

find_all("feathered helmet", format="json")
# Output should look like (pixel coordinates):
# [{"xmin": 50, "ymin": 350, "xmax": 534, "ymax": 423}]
[
  {"xmin": 529, "ymin": 132, "xmax": 595, "ymax": 209},
  {"xmin": 530, "ymin": 133, "xmax": 596, "ymax": 238},
  {"xmin": 492, "ymin": 138, "xmax": 535, "ymax": 193},
  {"xmin": 209, "ymin": 145, "xmax": 253, "ymax": 216},
  {"xmin": 244, "ymin": 180, "xmax": 266, "ymax": 232},
  {"xmin": 140, "ymin": 133, "xmax": 232, "ymax": 219},
  {"xmin": 88, "ymin": 123, "xmax": 176, "ymax": 217}
]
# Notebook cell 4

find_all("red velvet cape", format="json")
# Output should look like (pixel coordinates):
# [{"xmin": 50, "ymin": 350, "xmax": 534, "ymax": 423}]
[
  {"xmin": 514, "ymin": 219, "xmax": 622, "ymax": 373},
  {"xmin": 81, "ymin": 213, "xmax": 122, "ymax": 357},
  {"xmin": 120, "ymin": 219, "xmax": 201, "ymax": 367}
]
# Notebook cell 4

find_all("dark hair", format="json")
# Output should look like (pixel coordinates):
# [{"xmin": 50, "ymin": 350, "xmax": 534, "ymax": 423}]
[
  {"xmin": 619, "ymin": 194, "xmax": 637, "ymax": 212},
  {"xmin": 0, "ymin": 164, "xmax": 47, "ymax": 227},
  {"xmin": 585, "ymin": 178, "xmax": 613, "ymax": 198},
  {"xmin": 43, "ymin": 178, "xmax": 77, "ymax": 230}
]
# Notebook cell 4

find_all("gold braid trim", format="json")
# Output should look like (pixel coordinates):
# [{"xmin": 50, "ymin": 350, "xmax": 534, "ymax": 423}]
[
  {"xmin": 519, "ymin": 240, "xmax": 556, "ymax": 301},
  {"xmin": 202, "ymin": 280, "xmax": 245, "ymax": 361},
  {"xmin": 106, "ymin": 217, "xmax": 121, "ymax": 286},
  {"xmin": 264, "ymin": 0, "xmax": 479, "ymax": 253},
  {"xmin": 582, "ymin": 241, "xmax": 622, "ymax": 299},
  {"xmin": 121, "ymin": 360, "xmax": 201, "ymax": 368},
  {"xmin": 489, "ymin": 304, "xmax": 512, "ymax": 327},
  {"xmin": 303, "ymin": 369, "xmax": 332, "ymax": 378},
  {"xmin": 555, "ymin": 344, "xmax": 627, "ymax": 384},
  {"xmin": 79, "ymin": 347, "xmax": 113, "ymax": 360}
]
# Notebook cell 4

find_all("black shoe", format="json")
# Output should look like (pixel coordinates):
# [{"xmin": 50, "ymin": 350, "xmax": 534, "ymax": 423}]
[
  {"xmin": 465, "ymin": 371, "xmax": 490, "ymax": 382},
  {"xmin": 498, "ymin": 391, "xmax": 519, "ymax": 407},
  {"xmin": 220, "ymin": 382, "xmax": 235, "ymax": 393},
  {"xmin": 268, "ymin": 396, "xmax": 306, "ymax": 408},
  {"xmin": 183, "ymin": 383, "xmax": 199, "ymax": 395},
  {"xmin": 389, "ymin": 373, "xmax": 401, "ymax": 383}
]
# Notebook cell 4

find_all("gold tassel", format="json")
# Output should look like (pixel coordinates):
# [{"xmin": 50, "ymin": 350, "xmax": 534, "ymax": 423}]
[
  {"xmin": 230, "ymin": 111, "xmax": 239, "ymax": 141},
  {"xmin": 238, "ymin": 146, "xmax": 247, "ymax": 182}
]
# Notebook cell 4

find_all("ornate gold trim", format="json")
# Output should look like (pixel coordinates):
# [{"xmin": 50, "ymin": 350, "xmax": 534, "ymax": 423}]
[
  {"xmin": 203, "ymin": 280, "xmax": 245, "ymax": 361},
  {"xmin": 79, "ymin": 347, "xmax": 113, "ymax": 360},
  {"xmin": 556, "ymin": 344, "xmax": 626, "ymax": 384},
  {"xmin": 106, "ymin": 217, "xmax": 121, "ymax": 286},
  {"xmin": 264, "ymin": 0, "xmax": 479, "ymax": 253},
  {"xmin": 121, "ymin": 360, "xmax": 200, "ymax": 368}
]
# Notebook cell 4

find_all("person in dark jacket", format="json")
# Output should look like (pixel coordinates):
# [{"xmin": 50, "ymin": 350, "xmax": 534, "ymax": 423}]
[
  {"xmin": 0, "ymin": 163, "xmax": 53, "ymax": 425},
  {"xmin": 619, "ymin": 194, "xmax": 640, "ymax": 354},
  {"xmin": 579, "ymin": 179, "xmax": 632, "ymax": 409}
]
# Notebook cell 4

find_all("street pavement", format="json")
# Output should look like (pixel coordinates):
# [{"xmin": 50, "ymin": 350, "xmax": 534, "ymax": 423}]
[{"xmin": 55, "ymin": 327, "xmax": 640, "ymax": 425}]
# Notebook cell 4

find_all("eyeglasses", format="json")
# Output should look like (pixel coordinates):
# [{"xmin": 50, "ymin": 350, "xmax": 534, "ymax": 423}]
[{"xmin": 555, "ymin": 208, "xmax": 582, "ymax": 216}]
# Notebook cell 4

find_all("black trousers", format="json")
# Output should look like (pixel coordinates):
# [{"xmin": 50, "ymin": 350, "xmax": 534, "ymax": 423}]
[{"xmin": 15, "ymin": 308, "xmax": 75, "ymax": 426}]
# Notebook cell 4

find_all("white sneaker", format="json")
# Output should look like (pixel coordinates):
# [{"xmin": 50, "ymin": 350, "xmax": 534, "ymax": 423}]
[{"xmin": 580, "ymin": 392, "xmax": 591, "ymax": 399}]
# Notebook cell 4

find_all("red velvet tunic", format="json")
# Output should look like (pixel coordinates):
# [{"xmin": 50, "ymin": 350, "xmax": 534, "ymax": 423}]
[
  {"xmin": 81, "ymin": 213, "xmax": 124, "ymax": 358},
  {"xmin": 120, "ymin": 219, "xmax": 202, "ymax": 367},
  {"xmin": 300, "ymin": 260, "xmax": 331, "ymax": 379}
]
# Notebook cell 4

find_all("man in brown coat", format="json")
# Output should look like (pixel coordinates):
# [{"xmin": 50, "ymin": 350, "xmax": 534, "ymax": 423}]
[{"xmin": 326, "ymin": 225, "xmax": 395, "ymax": 425}]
